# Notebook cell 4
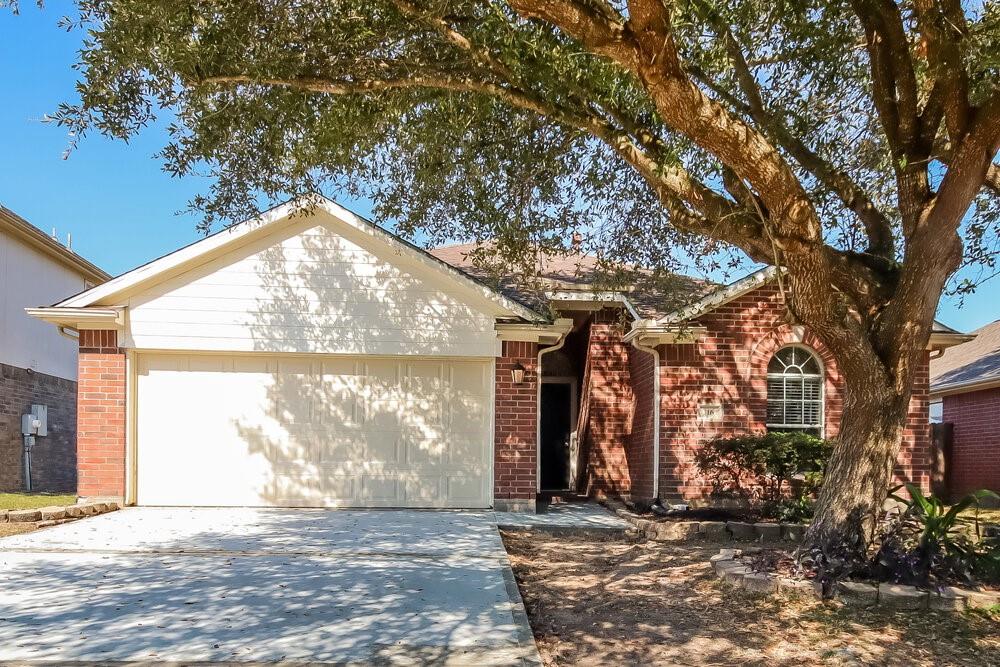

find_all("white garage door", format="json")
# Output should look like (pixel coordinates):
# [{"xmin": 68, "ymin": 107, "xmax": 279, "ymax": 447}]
[{"xmin": 135, "ymin": 354, "xmax": 493, "ymax": 508}]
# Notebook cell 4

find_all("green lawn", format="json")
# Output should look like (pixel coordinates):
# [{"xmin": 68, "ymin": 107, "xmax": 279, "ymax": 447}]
[{"xmin": 0, "ymin": 493, "xmax": 76, "ymax": 511}]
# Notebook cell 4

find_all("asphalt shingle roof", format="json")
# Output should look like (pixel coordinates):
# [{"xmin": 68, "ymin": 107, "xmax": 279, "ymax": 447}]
[
  {"xmin": 428, "ymin": 242, "xmax": 711, "ymax": 319},
  {"xmin": 930, "ymin": 319, "xmax": 1000, "ymax": 392}
]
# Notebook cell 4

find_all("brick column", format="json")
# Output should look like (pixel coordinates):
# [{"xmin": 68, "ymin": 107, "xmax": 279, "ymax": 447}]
[
  {"xmin": 897, "ymin": 351, "xmax": 932, "ymax": 492},
  {"xmin": 581, "ymin": 310, "xmax": 633, "ymax": 497},
  {"xmin": 494, "ymin": 341, "xmax": 538, "ymax": 512},
  {"xmin": 77, "ymin": 330, "xmax": 126, "ymax": 501}
]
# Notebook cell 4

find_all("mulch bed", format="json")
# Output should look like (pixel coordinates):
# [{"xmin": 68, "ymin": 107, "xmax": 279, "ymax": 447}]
[{"xmin": 502, "ymin": 529, "xmax": 999, "ymax": 666}]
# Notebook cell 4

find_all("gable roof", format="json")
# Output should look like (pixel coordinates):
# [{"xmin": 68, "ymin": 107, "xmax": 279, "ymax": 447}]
[
  {"xmin": 653, "ymin": 266, "xmax": 969, "ymax": 349},
  {"xmin": 0, "ymin": 206, "xmax": 110, "ymax": 284},
  {"xmin": 930, "ymin": 319, "xmax": 1000, "ymax": 396},
  {"xmin": 51, "ymin": 196, "xmax": 548, "ymax": 322},
  {"xmin": 656, "ymin": 266, "xmax": 780, "ymax": 325},
  {"xmin": 428, "ymin": 242, "xmax": 711, "ymax": 319}
]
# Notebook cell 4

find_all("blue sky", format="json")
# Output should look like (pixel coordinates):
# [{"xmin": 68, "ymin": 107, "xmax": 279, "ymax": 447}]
[{"xmin": 1, "ymin": 5, "xmax": 996, "ymax": 332}]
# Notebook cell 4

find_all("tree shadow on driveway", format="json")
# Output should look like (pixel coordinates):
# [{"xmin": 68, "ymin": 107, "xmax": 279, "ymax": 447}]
[{"xmin": 0, "ymin": 508, "xmax": 537, "ymax": 665}]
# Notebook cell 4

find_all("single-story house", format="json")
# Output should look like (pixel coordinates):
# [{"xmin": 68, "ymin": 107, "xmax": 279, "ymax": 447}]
[
  {"xmin": 29, "ymin": 197, "xmax": 968, "ymax": 510},
  {"xmin": 930, "ymin": 319, "xmax": 1000, "ymax": 498},
  {"xmin": 1, "ymin": 206, "xmax": 110, "ymax": 492}
]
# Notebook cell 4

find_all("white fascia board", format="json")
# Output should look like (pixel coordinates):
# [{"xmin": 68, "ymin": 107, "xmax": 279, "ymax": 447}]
[
  {"xmin": 927, "ymin": 332, "xmax": 975, "ymax": 350},
  {"xmin": 654, "ymin": 266, "xmax": 972, "ymax": 349},
  {"xmin": 657, "ymin": 266, "xmax": 780, "ymax": 325},
  {"xmin": 26, "ymin": 306, "xmax": 123, "ymax": 329},
  {"xmin": 546, "ymin": 290, "xmax": 640, "ymax": 320},
  {"xmin": 624, "ymin": 320, "xmax": 706, "ymax": 345},
  {"xmin": 54, "ymin": 195, "xmax": 547, "ymax": 323},
  {"xmin": 496, "ymin": 318, "xmax": 573, "ymax": 345}
]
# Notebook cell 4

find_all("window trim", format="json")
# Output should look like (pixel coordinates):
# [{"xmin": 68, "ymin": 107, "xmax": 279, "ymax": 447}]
[{"xmin": 765, "ymin": 344, "xmax": 825, "ymax": 436}]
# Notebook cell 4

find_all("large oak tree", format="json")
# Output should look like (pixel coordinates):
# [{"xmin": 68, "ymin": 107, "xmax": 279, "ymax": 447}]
[{"xmin": 13, "ymin": 0, "xmax": 1000, "ymax": 551}]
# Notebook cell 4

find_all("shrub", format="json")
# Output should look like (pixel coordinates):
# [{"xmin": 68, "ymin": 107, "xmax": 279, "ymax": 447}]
[
  {"xmin": 694, "ymin": 431, "xmax": 833, "ymax": 515},
  {"xmin": 872, "ymin": 485, "xmax": 1000, "ymax": 588}
]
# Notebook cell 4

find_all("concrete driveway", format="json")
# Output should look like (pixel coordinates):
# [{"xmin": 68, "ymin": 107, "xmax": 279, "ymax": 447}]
[{"xmin": 0, "ymin": 508, "xmax": 539, "ymax": 665}]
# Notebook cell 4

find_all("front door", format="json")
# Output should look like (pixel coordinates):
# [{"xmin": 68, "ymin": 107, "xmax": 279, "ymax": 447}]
[{"xmin": 540, "ymin": 381, "xmax": 574, "ymax": 490}]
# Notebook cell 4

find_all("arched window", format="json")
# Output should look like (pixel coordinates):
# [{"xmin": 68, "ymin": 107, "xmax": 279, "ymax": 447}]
[{"xmin": 766, "ymin": 345, "xmax": 823, "ymax": 434}]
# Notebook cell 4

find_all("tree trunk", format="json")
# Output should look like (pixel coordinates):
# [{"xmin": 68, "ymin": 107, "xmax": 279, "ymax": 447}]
[{"xmin": 805, "ymin": 375, "xmax": 911, "ymax": 553}]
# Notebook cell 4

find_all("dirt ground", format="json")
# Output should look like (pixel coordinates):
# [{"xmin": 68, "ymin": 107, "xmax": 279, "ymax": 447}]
[
  {"xmin": 0, "ymin": 523, "xmax": 37, "ymax": 538},
  {"xmin": 502, "ymin": 530, "xmax": 1000, "ymax": 667}
]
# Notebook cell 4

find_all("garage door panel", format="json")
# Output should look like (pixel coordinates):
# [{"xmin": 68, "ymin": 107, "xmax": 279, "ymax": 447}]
[
  {"xmin": 405, "ymin": 436, "xmax": 445, "ymax": 465},
  {"xmin": 137, "ymin": 353, "xmax": 492, "ymax": 507},
  {"xmin": 364, "ymin": 435, "xmax": 400, "ymax": 463},
  {"xmin": 405, "ymin": 475, "xmax": 443, "ymax": 503},
  {"xmin": 319, "ymin": 434, "xmax": 368, "ymax": 463},
  {"xmin": 448, "ymin": 475, "xmax": 487, "ymax": 501},
  {"xmin": 361, "ymin": 476, "xmax": 400, "ymax": 502}
]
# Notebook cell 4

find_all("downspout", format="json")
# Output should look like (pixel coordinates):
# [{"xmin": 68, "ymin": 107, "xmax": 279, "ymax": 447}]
[
  {"xmin": 630, "ymin": 337, "xmax": 661, "ymax": 500},
  {"xmin": 57, "ymin": 325, "xmax": 79, "ymax": 341},
  {"xmin": 536, "ymin": 335, "xmax": 569, "ymax": 494}
]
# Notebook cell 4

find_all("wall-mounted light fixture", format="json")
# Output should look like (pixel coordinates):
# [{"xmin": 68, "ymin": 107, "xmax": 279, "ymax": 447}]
[{"xmin": 511, "ymin": 362, "xmax": 526, "ymax": 384}]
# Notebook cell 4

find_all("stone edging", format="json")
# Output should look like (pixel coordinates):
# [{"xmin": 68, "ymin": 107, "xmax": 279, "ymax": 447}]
[
  {"xmin": 711, "ymin": 548, "xmax": 1000, "ymax": 612},
  {"xmin": 0, "ymin": 501, "xmax": 120, "ymax": 528},
  {"xmin": 614, "ymin": 508, "xmax": 804, "ymax": 542}
]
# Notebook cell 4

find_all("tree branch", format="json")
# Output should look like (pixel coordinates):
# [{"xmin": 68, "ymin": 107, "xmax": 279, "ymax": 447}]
[
  {"xmin": 192, "ymin": 70, "xmax": 763, "ymax": 253},
  {"xmin": 850, "ymin": 0, "xmax": 930, "ymax": 235},
  {"xmin": 693, "ymin": 2, "xmax": 895, "ymax": 257},
  {"xmin": 877, "ymin": 93, "xmax": 1000, "ymax": 376},
  {"xmin": 913, "ymin": 0, "xmax": 971, "ymax": 140}
]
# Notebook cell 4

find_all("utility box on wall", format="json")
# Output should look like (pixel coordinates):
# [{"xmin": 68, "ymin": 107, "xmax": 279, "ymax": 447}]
[{"xmin": 21, "ymin": 404, "xmax": 48, "ymax": 437}]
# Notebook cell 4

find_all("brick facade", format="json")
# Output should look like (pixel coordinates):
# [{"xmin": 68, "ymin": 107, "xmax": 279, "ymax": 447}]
[
  {"xmin": 494, "ymin": 340, "xmax": 538, "ymax": 511},
  {"xmin": 900, "ymin": 356, "xmax": 932, "ymax": 490},
  {"xmin": 942, "ymin": 387, "xmax": 1000, "ymax": 497},
  {"xmin": 77, "ymin": 330, "xmax": 126, "ymax": 500},
  {"xmin": 576, "ymin": 309, "xmax": 637, "ymax": 497},
  {"xmin": 0, "ymin": 362, "xmax": 77, "ymax": 492},
  {"xmin": 625, "ymin": 344, "xmax": 656, "ymax": 500},
  {"xmin": 654, "ymin": 283, "xmax": 929, "ymax": 503}
]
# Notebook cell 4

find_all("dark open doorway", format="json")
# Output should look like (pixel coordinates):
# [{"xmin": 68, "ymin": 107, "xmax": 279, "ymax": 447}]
[{"xmin": 540, "ymin": 379, "xmax": 576, "ymax": 491}]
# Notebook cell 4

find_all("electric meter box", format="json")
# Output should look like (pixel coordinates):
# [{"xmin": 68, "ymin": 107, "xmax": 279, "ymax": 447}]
[{"xmin": 21, "ymin": 405, "xmax": 47, "ymax": 437}]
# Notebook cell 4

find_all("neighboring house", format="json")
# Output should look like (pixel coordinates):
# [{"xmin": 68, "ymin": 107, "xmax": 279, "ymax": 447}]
[
  {"xmin": 1, "ymin": 206, "xmax": 110, "ymax": 492},
  {"xmin": 930, "ymin": 320, "xmax": 1000, "ymax": 498},
  {"xmin": 29, "ymin": 197, "xmax": 967, "ymax": 509}
]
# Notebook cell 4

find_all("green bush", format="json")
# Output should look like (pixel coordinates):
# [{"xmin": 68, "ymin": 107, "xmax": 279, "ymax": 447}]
[
  {"xmin": 873, "ymin": 484, "xmax": 1000, "ymax": 587},
  {"xmin": 694, "ymin": 431, "xmax": 833, "ymax": 516}
]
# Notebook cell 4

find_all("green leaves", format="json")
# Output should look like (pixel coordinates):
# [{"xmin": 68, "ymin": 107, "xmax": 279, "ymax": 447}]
[
  {"xmin": 890, "ymin": 483, "xmax": 999, "ymax": 549},
  {"xmin": 877, "ymin": 484, "xmax": 1000, "ymax": 587},
  {"xmin": 11, "ymin": 0, "xmax": 997, "ymax": 288},
  {"xmin": 694, "ymin": 430, "xmax": 834, "ymax": 510}
]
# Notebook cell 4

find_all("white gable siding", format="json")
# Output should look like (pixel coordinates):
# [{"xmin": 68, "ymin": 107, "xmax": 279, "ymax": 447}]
[
  {"xmin": 125, "ymin": 219, "xmax": 499, "ymax": 357},
  {"xmin": 0, "ymin": 230, "xmax": 88, "ymax": 380}
]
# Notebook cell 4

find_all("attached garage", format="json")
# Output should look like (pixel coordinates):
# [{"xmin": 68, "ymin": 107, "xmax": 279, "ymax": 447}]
[
  {"xmin": 33, "ymin": 197, "xmax": 552, "ymax": 509},
  {"xmin": 135, "ymin": 353, "xmax": 493, "ymax": 507}
]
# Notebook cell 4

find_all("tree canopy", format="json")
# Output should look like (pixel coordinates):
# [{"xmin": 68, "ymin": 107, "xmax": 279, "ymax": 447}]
[{"xmin": 37, "ymin": 1, "xmax": 996, "ymax": 287}]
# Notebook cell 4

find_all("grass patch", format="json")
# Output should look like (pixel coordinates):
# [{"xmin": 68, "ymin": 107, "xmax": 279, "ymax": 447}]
[{"xmin": 0, "ymin": 493, "xmax": 76, "ymax": 511}]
